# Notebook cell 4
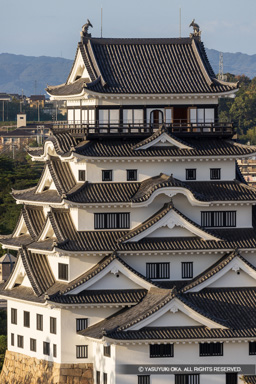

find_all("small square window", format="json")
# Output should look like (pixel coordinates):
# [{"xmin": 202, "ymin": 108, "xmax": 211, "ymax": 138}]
[
  {"xmin": 78, "ymin": 170, "xmax": 86, "ymax": 181},
  {"xmin": 186, "ymin": 169, "xmax": 196, "ymax": 180},
  {"xmin": 181, "ymin": 262, "xmax": 193, "ymax": 279},
  {"xmin": 11, "ymin": 333, "xmax": 14, "ymax": 346},
  {"xmin": 43, "ymin": 341, "xmax": 50, "ymax": 356},
  {"xmin": 24, "ymin": 311, "xmax": 30, "ymax": 328},
  {"xmin": 210, "ymin": 168, "xmax": 221, "ymax": 180},
  {"xmin": 17, "ymin": 335, "xmax": 24, "ymax": 349},
  {"xmin": 102, "ymin": 170, "xmax": 112, "ymax": 181},
  {"xmin": 58, "ymin": 263, "xmax": 68, "ymax": 281},
  {"xmin": 76, "ymin": 318, "xmax": 88, "ymax": 332},
  {"xmin": 11, "ymin": 308, "xmax": 17, "ymax": 325},
  {"xmin": 30, "ymin": 338, "xmax": 36, "ymax": 352},
  {"xmin": 103, "ymin": 345, "xmax": 111, "ymax": 357},
  {"xmin": 50, "ymin": 317, "xmax": 57, "ymax": 334},
  {"xmin": 138, "ymin": 376, "xmax": 150, "ymax": 384},
  {"xmin": 36, "ymin": 314, "xmax": 43, "ymax": 331},
  {"xmin": 76, "ymin": 345, "xmax": 88, "ymax": 359},
  {"xmin": 127, "ymin": 169, "xmax": 137, "ymax": 181},
  {"xmin": 53, "ymin": 344, "xmax": 57, "ymax": 358}
]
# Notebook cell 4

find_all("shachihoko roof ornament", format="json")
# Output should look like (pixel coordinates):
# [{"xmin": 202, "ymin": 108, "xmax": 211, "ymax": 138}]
[{"xmin": 189, "ymin": 19, "xmax": 201, "ymax": 40}]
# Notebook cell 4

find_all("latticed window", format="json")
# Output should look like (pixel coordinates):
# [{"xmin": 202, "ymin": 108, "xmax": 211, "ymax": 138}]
[
  {"xmin": 127, "ymin": 169, "xmax": 137, "ymax": 181},
  {"xmin": 78, "ymin": 170, "xmax": 86, "ymax": 181},
  {"xmin": 182, "ymin": 262, "xmax": 193, "ymax": 279},
  {"xmin": 11, "ymin": 308, "xmax": 17, "ymax": 324},
  {"xmin": 76, "ymin": 318, "xmax": 88, "ymax": 332},
  {"xmin": 94, "ymin": 213, "xmax": 130, "ymax": 229},
  {"xmin": 103, "ymin": 345, "xmax": 111, "ymax": 357},
  {"xmin": 76, "ymin": 345, "xmax": 88, "ymax": 358},
  {"xmin": 58, "ymin": 263, "xmax": 68, "ymax": 280},
  {"xmin": 186, "ymin": 169, "xmax": 196, "ymax": 180},
  {"xmin": 50, "ymin": 317, "xmax": 57, "ymax": 334},
  {"xmin": 150, "ymin": 343, "xmax": 174, "ymax": 357},
  {"xmin": 36, "ymin": 314, "xmax": 43, "ymax": 331},
  {"xmin": 210, "ymin": 168, "xmax": 221, "ymax": 180},
  {"xmin": 199, "ymin": 342, "xmax": 223, "ymax": 356},
  {"xmin": 146, "ymin": 263, "xmax": 170, "ymax": 279},
  {"xmin": 175, "ymin": 374, "xmax": 200, "ymax": 384},
  {"xmin": 226, "ymin": 373, "xmax": 237, "ymax": 384},
  {"xmin": 102, "ymin": 170, "xmax": 112, "ymax": 181},
  {"xmin": 17, "ymin": 335, "xmax": 23, "ymax": 349},
  {"xmin": 138, "ymin": 376, "xmax": 150, "ymax": 384},
  {"xmin": 201, "ymin": 211, "xmax": 236, "ymax": 227}
]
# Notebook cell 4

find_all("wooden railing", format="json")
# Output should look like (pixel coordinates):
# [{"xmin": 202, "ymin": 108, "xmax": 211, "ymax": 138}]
[{"xmin": 50, "ymin": 120, "xmax": 234, "ymax": 138}]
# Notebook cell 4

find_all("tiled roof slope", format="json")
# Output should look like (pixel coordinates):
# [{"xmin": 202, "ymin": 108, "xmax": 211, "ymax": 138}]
[
  {"xmin": 243, "ymin": 377, "xmax": 256, "ymax": 384},
  {"xmin": 48, "ymin": 37, "xmax": 238, "ymax": 95},
  {"xmin": 22, "ymin": 206, "xmax": 45, "ymax": 240},
  {"xmin": 81, "ymin": 287, "xmax": 256, "ymax": 340},
  {"xmin": 76, "ymin": 138, "xmax": 256, "ymax": 158},
  {"xmin": 46, "ymin": 157, "xmax": 76, "ymax": 196}
]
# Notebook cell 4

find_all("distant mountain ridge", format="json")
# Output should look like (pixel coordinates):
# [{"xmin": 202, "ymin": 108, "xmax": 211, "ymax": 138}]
[{"xmin": 0, "ymin": 49, "xmax": 255, "ymax": 97}]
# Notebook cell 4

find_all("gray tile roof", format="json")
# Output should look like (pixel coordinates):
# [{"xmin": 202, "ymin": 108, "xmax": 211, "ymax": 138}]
[
  {"xmin": 48, "ymin": 37, "xmax": 238, "ymax": 95},
  {"xmin": 243, "ymin": 377, "xmax": 256, "ymax": 384}
]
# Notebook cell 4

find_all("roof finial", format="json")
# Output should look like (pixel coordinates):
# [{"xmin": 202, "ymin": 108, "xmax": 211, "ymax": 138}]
[
  {"xmin": 189, "ymin": 19, "xmax": 201, "ymax": 41},
  {"xmin": 81, "ymin": 19, "xmax": 93, "ymax": 41}
]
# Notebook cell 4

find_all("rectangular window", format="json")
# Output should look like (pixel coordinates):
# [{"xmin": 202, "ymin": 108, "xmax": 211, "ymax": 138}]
[
  {"xmin": 102, "ymin": 170, "xmax": 112, "ymax": 181},
  {"xmin": 182, "ymin": 262, "xmax": 193, "ymax": 279},
  {"xmin": 58, "ymin": 263, "xmax": 68, "ymax": 280},
  {"xmin": 150, "ymin": 344, "xmax": 174, "ymax": 358},
  {"xmin": 199, "ymin": 342, "xmax": 223, "ymax": 356},
  {"xmin": 249, "ymin": 341, "xmax": 256, "ymax": 355},
  {"xmin": 11, "ymin": 333, "xmax": 14, "ymax": 346},
  {"xmin": 201, "ymin": 211, "xmax": 236, "ymax": 228},
  {"xmin": 53, "ymin": 344, "xmax": 57, "ymax": 358},
  {"xmin": 138, "ymin": 376, "xmax": 150, "ymax": 384},
  {"xmin": 210, "ymin": 168, "xmax": 221, "ymax": 180},
  {"xmin": 175, "ymin": 374, "xmax": 200, "ymax": 384},
  {"xmin": 43, "ymin": 341, "xmax": 50, "ymax": 356},
  {"xmin": 50, "ymin": 317, "xmax": 57, "ymax": 334},
  {"xmin": 76, "ymin": 318, "xmax": 88, "ymax": 332},
  {"xmin": 104, "ymin": 345, "xmax": 111, "ymax": 357},
  {"xmin": 24, "ymin": 311, "xmax": 30, "ymax": 328},
  {"xmin": 96, "ymin": 371, "xmax": 101, "ymax": 384},
  {"xmin": 146, "ymin": 263, "xmax": 170, "ymax": 279},
  {"xmin": 36, "ymin": 314, "xmax": 43, "ymax": 331},
  {"xmin": 226, "ymin": 373, "xmax": 237, "ymax": 384},
  {"xmin": 17, "ymin": 335, "xmax": 24, "ymax": 349},
  {"xmin": 103, "ymin": 373, "xmax": 108, "ymax": 384},
  {"xmin": 127, "ymin": 169, "xmax": 137, "ymax": 181},
  {"xmin": 76, "ymin": 345, "xmax": 88, "ymax": 359},
  {"xmin": 186, "ymin": 169, "xmax": 196, "ymax": 180},
  {"xmin": 30, "ymin": 338, "xmax": 36, "ymax": 352},
  {"xmin": 94, "ymin": 213, "xmax": 130, "ymax": 229},
  {"xmin": 11, "ymin": 308, "xmax": 17, "ymax": 325},
  {"xmin": 78, "ymin": 170, "xmax": 86, "ymax": 181}
]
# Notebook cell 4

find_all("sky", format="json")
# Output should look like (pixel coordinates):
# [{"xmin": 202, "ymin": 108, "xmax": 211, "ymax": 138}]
[{"xmin": 0, "ymin": 0, "xmax": 256, "ymax": 59}]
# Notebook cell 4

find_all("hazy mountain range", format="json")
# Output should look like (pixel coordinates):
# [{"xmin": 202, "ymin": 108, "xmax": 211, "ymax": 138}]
[{"xmin": 0, "ymin": 48, "xmax": 256, "ymax": 97}]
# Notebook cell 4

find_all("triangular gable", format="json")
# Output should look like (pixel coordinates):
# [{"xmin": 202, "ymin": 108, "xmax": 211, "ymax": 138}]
[
  {"xmin": 132, "ymin": 127, "xmax": 193, "ymax": 151},
  {"xmin": 4, "ymin": 253, "xmax": 26, "ymax": 290},
  {"xmin": 12, "ymin": 212, "xmax": 30, "ymax": 238},
  {"xmin": 67, "ymin": 46, "xmax": 91, "ymax": 84},
  {"xmin": 184, "ymin": 252, "xmax": 256, "ymax": 292},
  {"xmin": 119, "ymin": 202, "xmax": 220, "ymax": 243},
  {"xmin": 63, "ymin": 256, "xmax": 155, "ymax": 296},
  {"xmin": 36, "ymin": 164, "xmax": 55, "ymax": 194},
  {"xmin": 127, "ymin": 297, "xmax": 226, "ymax": 331}
]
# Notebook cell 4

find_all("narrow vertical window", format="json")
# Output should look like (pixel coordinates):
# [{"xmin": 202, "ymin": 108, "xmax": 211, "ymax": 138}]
[
  {"xmin": 76, "ymin": 318, "xmax": 88, "ymax": 332},
  {"xmin": 96, "ymin": 371, "xmax": 101, "ymax": 384},
  {"xmin": 11, "ymin": 308, "xmax": 17, "ymax": 325},
  {"xmin": 78, "ymin": 170, "xmax": 86, "ymax": 181},
  {"xmin": 53, "ymin": 344, "xmax": 57, "ymax": 358},
  {"xmin": 103, "ymin": 345, "xmax": 111, "ymax": 357},
  {"xmin": 24, "ymin": 311, "xmax": 30, "ymax": 328},
  {"xmin": 249, "ymin": 342, "xmax": 256, "ymax": 355},
  {"xmin": 181, "ymin": 262, "xmax": 193, "ymax": 279},
  {"xmin": 36, "ymin": 314, "xmax": 43, "ymax": 331},
  {"xmin": 30, "ymin": 338, "xmax": 36, "ymax": 352},
  {"xmin": 58, "ymin": 263, "xmax": 68, "ymax": 280},
  {"xmin": 50, "ymin": 317, "xmax": 57, "ymax": 334},
  {"xmin": 226, "ymin": 373, "xmax": 237, "ymax": 384},
  {"xmin": 11, "ymin": 333, "xmax": 14, "ymax": 346},
  {"xmin": 17, "ymin": 335, "xmax": 24, "ymax": 349},
  {"xmin": 103, "ymin": 373, "xmax": 108, "ymax": 384},
  {"xmin": 43, "ymin": 341, "xmax": 50, "ymax": 356}
]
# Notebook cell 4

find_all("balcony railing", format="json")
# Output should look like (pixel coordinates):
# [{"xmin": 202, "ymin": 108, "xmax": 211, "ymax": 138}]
[{"xmin": 50, "ymin": 120, "xmax": 234, "ymax": 139}]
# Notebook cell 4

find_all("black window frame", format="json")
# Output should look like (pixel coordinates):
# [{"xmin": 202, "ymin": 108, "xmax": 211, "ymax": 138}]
[
  {"xmin": 11, "ymin": 308, "xmax": 17, "ymax": 325},
  {"xmin": 103, "ymin": 372, "xmax": 108, "ymax": 384},
  {"xmin": 78, "ymin": 169, "xmax": 86, "ymax": 181},
  {"xmin": 76, "ymin": 318, "xmax": 88, "ymax": 332},
  {"xmin": 186, "ymin": 168, "xmax": 196, "ymax": 180},
  {"xmin": 201, "ymin": 211, "xmax": 236, "ymax": 228},
  {"xmin": 94, "ymin": 212, "xmax": 130, "ymax": 230},
  {"xmin": 30, "ymin": 338, "xmax": 36, "ymax": 352},
  {"xmin": 182, "ymin": 262, "xmax": 193, "ymax": 279},
  {"xmin": 53, "ymin": 344, "xmax": 57, "ymax": 358},
  {"xmin": 43, "ymin": 341, "xmax": 50, "ymax": 356},
  {"xmin": 58, "ymin": 263, "xmax": 68, "ymax": 281},
  {"xmin": 17, "ymin": 335, "xmax": 24, "ymax": 349},
  {"xmin": 76, "ymin": 345, "xmax": 88, "ymax": 359},
  {"xmin": 96, "ymin": 371, "xmax": 101, "ymax": 384},
  {"xmin": 150, "ymin": 343, "xmax": 174, "ymax": 358},
  {"xmin": 102, "ymin": 170, "xmax": 113, "ymax": 181},
  {"xmin": 226, "ymin": 373, "xmax": 237, "ymax": 384},
  {"xmin": 199, "ymin": 342, "xmax": 223, "ymax": 356},
  {"xmin": 138, "ymin": 376, "xmax": 150, "ymax": 384},
  {"xmin": 127, "ymin": 169, "xmax": 137, "ymax": 181},
  {"xmin": 249, "ymin": 341, "xmax": 256, "ymax": 355},
  {"xmin": 103, "ymin": 345, "xmax": 111, "ymax": 357},
  {"xmin": 24, "ymin": 311, "xmax": 30, "ymax": 328},
  {"xmin": 210, "ymin": 168, "xmax": 221, "ymax": 180},
  {"xmin": 11, "ymin": 333, "xmax": 14, "ymax": 346},
  {"xmin": 36, "ymin": 314, "xmax": 43, "ymax": 331},
  {"xmin": 175, "ymin": 374, "xmax": 200, "ymax": 384},
  {"xmin": 50, "ymin": 317, "xmax": 57, "ymax": 334},
  {"xmin": 146, "ymin": 262, "xmax": 170, "ymax": 279}
]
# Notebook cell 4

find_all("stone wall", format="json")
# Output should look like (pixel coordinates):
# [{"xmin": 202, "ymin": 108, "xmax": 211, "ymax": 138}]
[{"xmin": 0, "ymin": 350, "xmax": 93, "ymax": 384}]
